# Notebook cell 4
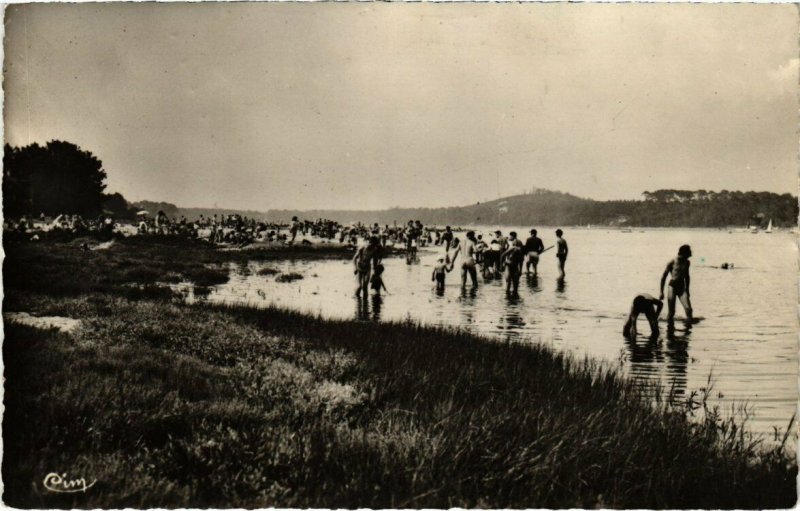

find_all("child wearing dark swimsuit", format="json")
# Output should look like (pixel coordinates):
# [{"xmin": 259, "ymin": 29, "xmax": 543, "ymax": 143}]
[
  {"xmin": 371, "ymin": 264, "xmax": 388, "ymax": 295},
  {"xmin": 431, "ymin": 257, "xmax": 452, "ymax": 291}
]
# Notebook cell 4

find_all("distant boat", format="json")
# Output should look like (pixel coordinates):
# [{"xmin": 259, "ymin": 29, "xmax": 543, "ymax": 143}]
[
  {"xmin": 621, "ymin": 228, "xmax": 633, "ymax": 233},
  {"xmin": 765, "ymin": 219, "xmax": 773, "ymax": 233}
]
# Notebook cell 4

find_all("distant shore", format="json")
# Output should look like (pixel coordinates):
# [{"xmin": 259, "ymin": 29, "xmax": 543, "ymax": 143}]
[
  {"xmin": 140, "ymin": 188, "xmax": 798, "ymax": 230},
  {"xmin": 3, "ymin": 236, "xmax": 796, "ymax": 508}
]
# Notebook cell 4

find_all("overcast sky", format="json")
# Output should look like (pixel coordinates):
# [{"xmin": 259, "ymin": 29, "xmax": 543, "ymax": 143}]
[{"xmin": 4, "ymin": 3, "xmax": 797, "ymax": 210}]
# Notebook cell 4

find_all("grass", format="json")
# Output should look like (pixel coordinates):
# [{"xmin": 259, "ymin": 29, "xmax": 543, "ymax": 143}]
[{"xmin": 2, "ymin": 238, "xmax": 797, "ymax": 508}]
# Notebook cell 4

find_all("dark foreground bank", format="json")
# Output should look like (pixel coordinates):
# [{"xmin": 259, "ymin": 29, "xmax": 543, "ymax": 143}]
[{"xmin": 3, "ymin": 238, "xmax": 796, "ymax": 508}]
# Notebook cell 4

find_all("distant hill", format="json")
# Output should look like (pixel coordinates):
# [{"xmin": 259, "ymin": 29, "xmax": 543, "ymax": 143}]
[
  {"xmin": 136, "ymin": 189, "xmax": 798, "ymax": 228},
  {"xmin": 259, "ymin": 189, "xmax": 799, "ymax": 228}
]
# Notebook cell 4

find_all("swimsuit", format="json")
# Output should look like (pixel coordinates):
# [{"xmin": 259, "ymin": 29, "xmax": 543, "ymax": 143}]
[
  {"xmin": 669, "ymin": 257, "xmax": 689, "ymax": 295},
  {"xmin": 669, "ymin": 279, "xmax": 685, "ymax": 296}
]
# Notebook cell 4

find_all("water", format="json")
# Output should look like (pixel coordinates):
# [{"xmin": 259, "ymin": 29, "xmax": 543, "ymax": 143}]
[{"xmin": 183, "ymin": 228, "xmax": 798, "ymax": 441}]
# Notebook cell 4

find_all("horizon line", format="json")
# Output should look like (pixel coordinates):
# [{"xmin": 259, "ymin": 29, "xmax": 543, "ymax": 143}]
[{"xmin": 134, "ymin": 187, "xmax": 798, "ymax": 214}]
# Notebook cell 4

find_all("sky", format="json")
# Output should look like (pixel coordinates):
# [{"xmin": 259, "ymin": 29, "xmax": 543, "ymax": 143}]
[{"xmin": 3, "ymin": 3, "xmax": 798, "ymax": 211}]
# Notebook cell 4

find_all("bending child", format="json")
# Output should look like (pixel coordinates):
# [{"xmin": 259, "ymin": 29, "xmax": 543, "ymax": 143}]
[{"xmin": 623, "ymin": 293, "xmax": 664, "ymax": 338}]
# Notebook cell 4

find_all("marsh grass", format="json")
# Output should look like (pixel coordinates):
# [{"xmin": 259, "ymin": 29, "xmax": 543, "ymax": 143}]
[
  {"xmin": 3, "ymin": 237, "xmax": 358, "ymax": 302},
  {"xmin": 275, "ymin": 272, "xmax": 304, "ymax": 283},
  {"xmin": 2, "ymin": 239, "xmax": 796, "ymax": 508}
]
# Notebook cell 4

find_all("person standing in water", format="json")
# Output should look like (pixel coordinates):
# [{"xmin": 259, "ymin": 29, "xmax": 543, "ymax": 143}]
[
  {"xmin": 370, "ymin": 264, "xmax": 388, "ymax": 296},
  {"xmin": 441, "ymin": 226, "xmax": 454, "ymax": 251},
  {"xmin": 555, "ymin": 229, "xmax": 568, "ymax": 278},
  {"xmin": 449, "ymin": 230, "xmax": 479, "ymax": 288},
  {"xmin": 501, "ymin": 232, "xmax": 524, "ymax": 295},
  {"xmin": 659, "ymin": 244, "xmax": 693, "ymax": 321},
  {"xmin": 524, "ymin": 229, "xmax": 545, "ymax": 276},
  {"xmin": 289, "ymin": 216, "xmax": 301, "ymax": 244},
  {"xmin": 431, "ymin": 257, "xmax": 452, "ymax": 292},
  {"xmin": 623, "ymin": 293, "xmax": 664, "ymax": 338},
  {"xmin": 353, "ymin": 236, "xmax": 383, "ymax": 298}
]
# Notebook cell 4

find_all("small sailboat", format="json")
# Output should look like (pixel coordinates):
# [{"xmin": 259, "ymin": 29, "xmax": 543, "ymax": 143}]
[{"xmin": 765, "ymin": 219, "xmax": 773, "ymax": 233}]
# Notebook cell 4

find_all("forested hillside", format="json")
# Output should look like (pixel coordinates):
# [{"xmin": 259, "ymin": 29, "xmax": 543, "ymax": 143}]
[
  {"xmin": 138, "ymin": 188, "xmax": 797, "ymax": 228},
  {"xmin": 262, "ymin": 189, "xmax": 798, "ymax": 228}
]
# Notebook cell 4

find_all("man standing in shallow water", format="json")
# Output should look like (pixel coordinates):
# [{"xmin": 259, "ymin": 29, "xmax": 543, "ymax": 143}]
[
  {"xmin": 524, "ymin": 229, "xmax": 545, "ymax": 276},
  {"xmin": 659, "ymin": 244, "xmax": 693, "ymax": 322},
  {"xmin": 449, "ymin": 231, "xmax": 479, "ymax": 288}
]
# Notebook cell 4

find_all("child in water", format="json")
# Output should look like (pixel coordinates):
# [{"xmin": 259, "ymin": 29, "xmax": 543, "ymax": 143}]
[
  {"xmin": 623, "ymin": 293, "xmax": 664, "ymax": 338},
  {"xmin": 370, "ymin": 264, "xmax": 388, "ymax": 296},
  {"xmin": 431, "ymin": 257, "xmax": 453, "ymax": 291}
]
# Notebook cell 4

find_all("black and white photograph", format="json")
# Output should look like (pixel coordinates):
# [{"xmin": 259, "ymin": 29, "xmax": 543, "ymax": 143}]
[{"xmin": 2, "ymin": 2, "xmax": 798, "ymax": 508}]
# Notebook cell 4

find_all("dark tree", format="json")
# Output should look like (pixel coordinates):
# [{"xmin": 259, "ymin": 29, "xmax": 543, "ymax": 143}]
[
  {"xmin": 3, "ymin": 144, "xmax": 32, "ymax": 218},
  {"xmin": 3, "ymin": 140, "xmax": 108, "ymax": 217}
]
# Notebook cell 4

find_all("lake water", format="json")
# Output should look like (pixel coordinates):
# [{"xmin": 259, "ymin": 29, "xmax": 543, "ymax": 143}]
[{"xmin": 183, "ymin": 228, "xmax": 798, "ymax": 442}]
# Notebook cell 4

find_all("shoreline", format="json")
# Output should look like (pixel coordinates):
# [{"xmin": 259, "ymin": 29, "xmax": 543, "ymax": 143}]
[{"xmin": 3, "ymin": 237, "xmax": 796, "ymax": 508}]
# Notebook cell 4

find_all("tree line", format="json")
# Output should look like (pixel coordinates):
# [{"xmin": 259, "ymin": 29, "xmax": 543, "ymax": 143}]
[
  {"xmin": 264, "ymin": 188, "xmax": 798, "ymax": 228},
  {"xmin": 4, "ymin": 142, "xmax": 796, "ymax": 228}
]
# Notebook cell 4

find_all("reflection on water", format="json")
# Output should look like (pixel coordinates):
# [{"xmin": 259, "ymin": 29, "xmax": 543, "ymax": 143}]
[
  {"xmin": 625, "ymin": 319, "xmax": 693, "ymax": 401},
  {"xmin": 187, "ymin": 228, "xmax": 798, "ymax": 441},
  {"xmin": 354, "ymin": 294, "xmax": 384, "ymax": 322}
]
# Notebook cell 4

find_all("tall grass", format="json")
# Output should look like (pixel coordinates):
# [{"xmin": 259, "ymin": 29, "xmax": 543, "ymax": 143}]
[
  {"xmin": 3, "ymin": 239, "xmax": 796, "ymax": 508},
  {"xmin": 3, "ymin": 294, "xmax": 795, "ymax": 509}
]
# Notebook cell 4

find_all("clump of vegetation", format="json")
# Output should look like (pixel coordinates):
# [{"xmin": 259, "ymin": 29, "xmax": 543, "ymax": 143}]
[
  {"xmin": 193, "ymin": 285, "xmax": 212, "ymax": 297},
  {"xmin": 117, "ymin": 283, "xmax": 177, "ymax": 302},
  {"xmin": 182, "ymin": 266, "xmax": 229, "ymax": 287},
  {"xmin": 275, "ymin": 272, "xmax": 303, "ymax": 283},
  {"xmin": 257, "ymin": 267, "xmax": 280, "ymax": 276}
]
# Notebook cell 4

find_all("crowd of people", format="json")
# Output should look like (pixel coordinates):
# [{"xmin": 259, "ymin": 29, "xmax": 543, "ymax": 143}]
[
  {"xmin": 353, "ymin": 222, "xmax": 695, "ymax": 340},
  {"xmin": 4, "ymin": 212, "xmax": 117, "ymax": 240},
  {"xmin": 4, "ymin": 211, "xmax": 332, "ymax": 246},
  {"xmin": 353, "ymin": 225, "xmax": 570, "ymax": 298},
  {"xmin": 7, "ymin": 209, "xmax": 694, "ymax": 339}
]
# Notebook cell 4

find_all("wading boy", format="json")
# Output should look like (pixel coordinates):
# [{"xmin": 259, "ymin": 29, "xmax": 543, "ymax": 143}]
[{"xmin": 431, "ymin": 257, "xmax": 452, "ymax": 292}]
